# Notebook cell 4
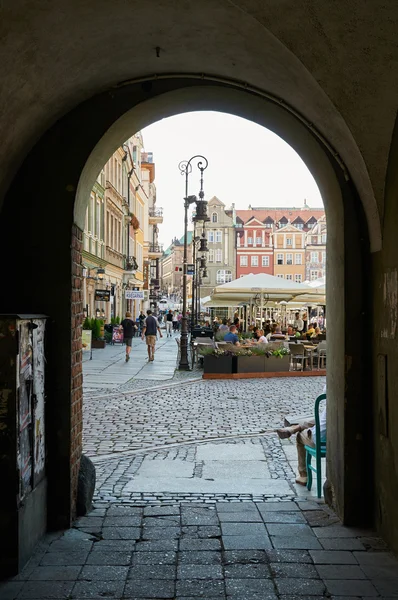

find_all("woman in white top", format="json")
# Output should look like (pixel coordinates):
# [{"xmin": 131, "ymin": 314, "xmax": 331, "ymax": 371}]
[{"xmin": 256, "ymin": 329, "xmax": 268, "ymax": 344}]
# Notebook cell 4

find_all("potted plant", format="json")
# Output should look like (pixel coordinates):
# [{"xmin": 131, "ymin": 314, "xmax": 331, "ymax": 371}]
[
  {"xmin": 200, "ymin": 347, "xmax": 234, "ymax": 374},
  {"xmin": 91, "ymin": 318, "xmax": 106, "ymax": 349},
  {"xmin": 263, "ymin": 347, "xmax": 291, "ymax": 372}
]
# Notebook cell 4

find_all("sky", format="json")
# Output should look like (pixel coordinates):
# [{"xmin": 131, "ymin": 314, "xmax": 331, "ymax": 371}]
[{"xmin": 141, "ymin": 112, "xmax": 323, "ymax": 248}]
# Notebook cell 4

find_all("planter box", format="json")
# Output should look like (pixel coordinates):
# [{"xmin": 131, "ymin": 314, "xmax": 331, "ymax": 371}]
[
  {"xmin": 203, "ymin": 355, "xmax": 234, "ymax": 374},
  {"xmin": 263, "ymin": 354, "xmax": 290, "ymax": 372},
  {"xmin": 91, "ymin": 339, "xmax": 106, "ymax": 349},
  {"xmin": 235, "ymin": 355, "xmax": 265, "ymax": 373}
]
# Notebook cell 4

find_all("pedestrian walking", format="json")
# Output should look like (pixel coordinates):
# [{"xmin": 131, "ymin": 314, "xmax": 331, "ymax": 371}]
[
  {"xmin": 166, "ymin": 309, "xmax": 173, "ymax": 337},
  {"xmin": 141, "ymin": 309, "xmax": 163, "ymax": 362},
  {"xmin": 172, "ymin": 312, "xmax": 179, "ymax": 332},
  {"xmin": 120, "ymin": 311, "xmax": 137, "ymax": 362}
]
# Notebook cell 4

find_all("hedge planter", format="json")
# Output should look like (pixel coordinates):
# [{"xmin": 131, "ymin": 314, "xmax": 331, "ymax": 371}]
[
  {"xmin": 235, "ymin": 355, "xmax": 265, "ymax": 374},
  {"xmin": 203, "ymin": 355, "xmax": 234, "ymax": 374},
  {"xmin": 91, "ymin": 339, "xmax": 106, "ymax": 349},
  {"xmin": 263, "ymin": 354, "xmax": 290, "ymax": 372}
]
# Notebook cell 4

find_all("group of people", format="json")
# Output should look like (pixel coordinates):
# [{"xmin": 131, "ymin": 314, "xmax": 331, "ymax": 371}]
[
  {"xmin": 165, "ymin": 310, "xmax": 182, "ymax": 336},
  {"xmin": 120, "ymin": 310, "xmax": 162, "ymax": 363}
]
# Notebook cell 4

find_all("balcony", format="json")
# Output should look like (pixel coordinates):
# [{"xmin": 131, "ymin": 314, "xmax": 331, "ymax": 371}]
[
  {"xmin": 148, "ymin": 207, "xmax": 163, "ymax": 224},
  {"xmin": 124, "ymin": 256, "xmax": 138, "ymax": 272},
  {"xmin": 148, "ymin": 243, "xmax": 163, "ymax": 258}
]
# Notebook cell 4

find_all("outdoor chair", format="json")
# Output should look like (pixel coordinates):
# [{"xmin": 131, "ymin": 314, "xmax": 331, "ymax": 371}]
[
  {"xmin": 305, "ymin": 392, "xmax": 327, "ymax": 498},
  {"xmin": 289, "ymin": 343, "xmax": 308, "ymax": 371},
  {"xmin": 314, "ymin": 341, "xmax": 327, "ymax": 369}
]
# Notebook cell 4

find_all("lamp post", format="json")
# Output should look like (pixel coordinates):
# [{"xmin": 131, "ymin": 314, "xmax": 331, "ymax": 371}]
[
  {"xmin": 191, "ymin": 228, "xmax": 208, "ymax": 324},
  {"xmin": 178, "ymin": 155, "xmax": 209, "ymax": 370}
]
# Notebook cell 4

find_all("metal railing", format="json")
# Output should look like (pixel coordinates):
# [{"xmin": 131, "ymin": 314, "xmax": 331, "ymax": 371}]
[
  {"xmin": 124, "ymin": 256, "xmax": 138, "ymax": 271},
  {"xmin": 148, "ymin": 244, "xmax": 163, "ymax": 254}
]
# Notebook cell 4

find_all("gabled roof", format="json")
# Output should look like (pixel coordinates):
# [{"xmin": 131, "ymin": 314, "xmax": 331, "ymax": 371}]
[
  {"xmin": 245, "ymin": 217, "xmax": 265, "ymax": 226},
  {"xmin": 236, "ymin": 207, "xmax": 325, "ymax": 225},
  {"xmin": 208, "ymin": 196, "xmax": 225, "ymax": 207}
]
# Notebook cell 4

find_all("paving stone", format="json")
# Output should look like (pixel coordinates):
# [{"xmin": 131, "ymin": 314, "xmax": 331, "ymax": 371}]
[
  {"xmin": 179, "ymin": 539, "xmax": 221, "ymax": 551},
  {"xmin": 309, "ymin": 550, "xmax": 358, "ymax": 564},
  {"xmin": 75, "ymin": 517, "xmax": 104, "ymax": 528},
  {"xmin": 91, "ymin": 540, "xmax": 136, "ymax": 551},
  {"xmin": 142, "ymin": 526, "xmax": 180, "ymax": 540},
  {"xmin": 225, "ymin": 578, "xmax": 275, "ymax": 596},
  {"xmin": 179, "ymin": 551, "xmax": 221, "ymax": 565},
  {"xmin": 313, "ymin": 526, "xmax": 360, "ymax": 538},
  {"xmin": 107, "ymin": 506, "xmax": 143, "ymax": 516},
  {"xmin": 143, "ymin": 516, "xmax": 180, "ymax": 527},
  {"xmin": 18, "ymin": 581, "xmax": 74, "ymax": 598},
  {"xmin": 315, "ymin": 564, "xmax": 366, "ymax": 579},
  {"xmin": 177, "ymin": 564, "xmax": 223, "ymax": 579},
  {"xmin": 221, "ymin": 522, "xmax": 267, "ymax": 536},
  {"xmin": 256, "ymin": 502, "xmax": 300, "ymax": 513},
  {"xmin": 222, "ymin": 535, "xmax": 272, "ymax": 550},
  {"xmin": 275, "ymin": 578, "xmax": 326, "ymax": 595},
  {"xmin": 222, "ymin": 550, "xmax": 268, "ymax": 564},
  {"xmin": 320, "ymin": 538, "xmax": 366, "ymax": 551},
  {"xmin": 216, "ymin": 503, "xmax": 260, "ymax": 513},
  {"xmin": 353, "ymin": 551, "xmax": 397, "ymax": 566},
  {"xmin": 86, "ymin": 551, "xmax": 132, "ymax": 565},
  {"xmin": 271, "ymin": 536, "xmax": 322, "ymax": 550},
  {"xmin": 260, "ymin": 512, "xmax": 306, "ymax": 524},
  {"xmin": 40, "ymin": 551, "xmax": 90, "ymax": 565},
  {"xmin": 176, "ymin": 579, "xmax": 226, "ymax": 597},
  {"xmin": 265, "ymin": 549, "xmax": 312, "ymax": 563},
  {"xmin": 101, "ymin": 527, "xmax": 141, "ymax": 540},
  {"xmin": 28, "ymin": 566, "xmax": 82, "ymax": 580},
  {"xmin": 135, "ymin": 540, "xmax": 179, "ymax": 552},
  {"xmin": 128, "ymin": 565, "xmax": 176, "ymax": 579},
  {"xmin": 224, "ymin": 563, "xmax": 271, "ymax": 578},
  {"xmin": 71, "ymin": 579, "xmax": 125, "ymax": 598},
  {"xmin": 103, "ymin": 516, "xmax": 142, "ymax": 527},
  {"xmin": 323, "ymin": 579, "xmax": 379, "ymax": 596},
  {"xmin": 182, "ymin": 513, "xmax": 219, "ymax": 526},
  {"xmin": 270, "ymin": 562, "xmax": 319, "ymax": 578},
  {"xmin": 181, "ymin": 525, "xmax": 221, "ymax": 538},
  {"xmin": 0, "ymin": 581, "xmax": 25, "ymax": 600},
  {"xmin": 78, "ymin": 565, "xmax": 129, "ymax": 580},
  {"xmin": 266, "ymin": 523, "xmax": 314, "ymax": 537},
  {"xmin": 217, "ymin": 511, "xmax": 263, "ymax": 522},
  {"xmin": 371, "ymin": 578, "xmax": 398, "ymax": 596},
  {"xmin": 49, "ymin": 540, "xmax": 93, "ymax": 552},
  {"xmin": 132, "ymin": 551, "xmax": 177, "ymax": 565}
]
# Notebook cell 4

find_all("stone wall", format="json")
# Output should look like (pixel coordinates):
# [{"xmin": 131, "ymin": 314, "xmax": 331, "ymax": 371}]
[{"xmin": 71, "ymin": 225, "xmax": 84, "ymax": 517}]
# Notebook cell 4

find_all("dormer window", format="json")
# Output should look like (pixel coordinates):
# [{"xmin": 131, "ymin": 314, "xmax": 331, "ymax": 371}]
[{"xmin": 212, "ymin": 212, "xmax": 218, "ymax": 223}]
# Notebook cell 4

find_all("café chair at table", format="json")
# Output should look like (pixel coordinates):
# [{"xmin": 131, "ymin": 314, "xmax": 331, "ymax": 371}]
[
  {"xmin": 305, "ymin": 393, "xmax": 327, "ymax": 498},
  {"xmin": 289, "ymin": 343, "xmax": 308, "ymax": 371}
]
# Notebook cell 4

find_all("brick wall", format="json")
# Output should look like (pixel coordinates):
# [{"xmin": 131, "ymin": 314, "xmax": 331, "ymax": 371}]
[{"xmin": 71, "ymin": 225, "xmax": 84, "ymax": 517}]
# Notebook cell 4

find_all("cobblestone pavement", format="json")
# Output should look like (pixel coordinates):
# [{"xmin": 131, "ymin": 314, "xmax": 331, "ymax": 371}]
[
  {"xmin": 3, "ymin": 500, "xmax": 398, "ymax": 599},
  {"xmin": 83, "ymin": 377, "xmax": 326, "ymax": 457}
]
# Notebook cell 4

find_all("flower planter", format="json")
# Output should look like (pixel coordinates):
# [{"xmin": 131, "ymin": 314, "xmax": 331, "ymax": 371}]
[
  {"xmin": 234, "ymin": 355, "xmax": 265, "ymax": 374},
  {"xmin": 203, "ymin": 355, "xmax": 234, "ymax": 374},
  {"xmin": 91, "ymin": 339, "xmax": 106, "ymax": 349},
  {"xmin": 263, "ymin": 354, "xmax": 290, "ymax": 372}
]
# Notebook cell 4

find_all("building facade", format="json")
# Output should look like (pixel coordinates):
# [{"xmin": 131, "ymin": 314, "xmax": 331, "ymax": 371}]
[
  {"xmin": 305, "ymin": 215, "xmax": 327, "ymax": 281},
  {"xmin": 236, "ymin": 216, "xmax": 273, "ymax": 277},
  {"xmin": 160, "ymin": 234, "xmax": 193, "ymax": 304},
  {"xmin": 273, "ymin": 222, "xmax": 306, "ymax": 283}
]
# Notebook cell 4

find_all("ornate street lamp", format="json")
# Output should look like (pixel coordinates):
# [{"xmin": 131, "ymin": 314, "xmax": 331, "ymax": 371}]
[{"xmin": 178, "ymin": 155, "xmax": 209, "ymax": 370}]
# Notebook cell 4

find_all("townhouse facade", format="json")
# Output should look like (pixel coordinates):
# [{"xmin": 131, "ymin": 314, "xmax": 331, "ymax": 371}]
[{"xmin": 305, "ymin": 215, "xmax": 327, "ymax": 281}]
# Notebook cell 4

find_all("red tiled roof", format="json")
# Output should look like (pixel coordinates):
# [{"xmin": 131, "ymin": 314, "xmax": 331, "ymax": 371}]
[{"xmin": 236, "ymin": 207, "xmax": 325, "ymax": 225}]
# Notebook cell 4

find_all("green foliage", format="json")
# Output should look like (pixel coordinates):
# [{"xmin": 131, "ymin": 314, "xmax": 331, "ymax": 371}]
[
  {"xmin": 104, "ymin": 331, "xmax": 112, "ymax": 343},
  {"xmin": 82, "ymin": 317, "xmax": 92, "ymax": 330},
  {"xmin": 198, "ymin": 345, "xmax": 216, "ymax": 356},
  {"xmin": 215, "ymin": 330, "xmax": 227, "ymax": 341},
  {"xmin": 251, "ymin": 345, "xmax": 268, "ymax": 356},
  {"xmin": 238, "ymin": 332, "xmax": 253, "ymax": 341},
  {"xmin": 92, "ymin": 318, "xmax": 103, "ymax": 340},
  {"xmin": 111, "ymin": 317, "xmax": 117, "ymax": 325},
  {"xmin": 270, "ymin": 347, "xmax": 290, "ymax": 358},
  {"xmin": 234, "ymin": 348, "xmax": 253, "ymax": 356},
  {"xmin": 115, "ymin": 316, "xmax": 121, "ymax": 324}
]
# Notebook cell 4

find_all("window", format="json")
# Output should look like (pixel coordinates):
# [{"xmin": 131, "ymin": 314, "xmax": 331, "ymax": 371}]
[
  {"xmin": 277, "ymin": 253, "xmax": 283, "ymax": 265},
  {"xmin": 265, "ymin": 222, "xmax": 273, "ymax": 228},
  {"xmin": 295, "ymin": 254, "xmax": 302, "ymax": 265},
  {"xmin": 212, "ymin": 212, "xmax": 218, "ymax": 223},
  {"xmin": 295, "ymin": 274, "xmax": 302, "ymax": 283},
  {"xmin": 286, "ymin": 253, "xmax": 293, "ymax": 265},
  {"xmin": 96, "ymin": 200, "xmax": 101, "ymax": 238},
  {"xmin": 286, "ymin": 237, "xmax": 292, "ymax": 246},
  {"xmin": 240, "ymin": 255, "xmax": 248, "ymax": 266},
  {"xmin": 256, "ymin": 237, "xmax": 262, "ymax": 245},
  {"xmin": 208, "ymin": 230, "xmax": 214, "ymax": 243},
  {"xmin": 311, "ymin": 270, "xmax": 319, "ymax": 280},
  {"xmin": 216, "ymin": 270, "xmax": 232, "ymax": 284},
  {"xmin": 322, "ymin": 233, "xmax": 327, "ymax": 243},
  {"xmin": 311, "ymin": 236, "xmax": 318, "ymax": 244},
  {"xmin": 247, "ymin": 236, "xmax": 253, "ymax": 244},
  {"xmin": 322, "ymin": 251, "xmax": 326, "ymax": 264},
  {"xmin": 295, "ymin": 223, "xmax": 304, "ymax": 229},
  {"xmin": 311, "ymin": 252, "xmax": 319, "ymax": 263},
  {"xmin": 286, "ymin": 274, "xmax": 293, "ymax": 280},
  {"xmin": 215, "ymin": 249, "xmax": 222, "ymax": 262},
  {"xmin": 262, "ymin": 256, "xmax": 270, "ymax": 267},
  {"xmin": 277, "ymin": 274, "xmax": 284, "ymax": 278},
  {"xmin": 215, "ymin": 230, "xmax": 222, "ymax": 243},
  {"xmin": 251, "ymin": 255, "xmax": 258, "ymax": 266},
  {"xmin": 208, "ymin": 249, "xmax": 214, "ymax": 262}
]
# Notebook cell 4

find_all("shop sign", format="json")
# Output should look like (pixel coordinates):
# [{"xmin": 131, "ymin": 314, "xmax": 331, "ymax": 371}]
[
  {"xmin": 95, "ymin": 289, "xmax": 111, "ymax": 302},
  {"xmin": 187, "ymin": 264, "xmax": 195, "ymax": 275},
  {"xmin": 125, "ymin": 290, "xmax": 144, "ymax": 300},
  {"xmin": 82, "ymin": 329, "xmax": 92, "ymax": 352}
]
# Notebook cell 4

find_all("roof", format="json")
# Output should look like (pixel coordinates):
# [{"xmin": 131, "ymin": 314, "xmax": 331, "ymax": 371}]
[
  {"xmin": 163, "ymin": 231, "xmax": 194, "ymax": 257},
  {"xmin": 236, "ymin": 207, "xmax": 325, "ymax": 225}
]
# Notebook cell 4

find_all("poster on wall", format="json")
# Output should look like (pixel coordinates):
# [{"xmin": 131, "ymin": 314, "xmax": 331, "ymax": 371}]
[
  {"xmin": 112, "ymin": 327, "xmax": 123, "ymax": 344},
  {"xmin": 32, "ymin": 320, "xmax": 46, "ymax": 483},
  {"xmin": 18, "ymin": 322, "xmax": 33, "ymax": 499},
  {"xmin": 82, "ymin": 329, "xmax": 92, "ymax": 353}
]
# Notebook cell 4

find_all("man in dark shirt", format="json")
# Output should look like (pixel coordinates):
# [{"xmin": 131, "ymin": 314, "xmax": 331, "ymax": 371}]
[
  {"xmin": 120, "ymin": 311, "xmax": 137, "ymax": 362},
  {"xmin": 141, "ymin": 309, "xmax": 163, "ymax": 362},
  {"xmin": 166, "ymin": 309, "xmax": 173, "ymax": 337}
]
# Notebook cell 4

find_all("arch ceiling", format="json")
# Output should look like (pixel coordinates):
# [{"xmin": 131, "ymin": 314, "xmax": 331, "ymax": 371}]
[{"xmin": 1, "ymin": 1, "xmax": 397, "ymax": 250}]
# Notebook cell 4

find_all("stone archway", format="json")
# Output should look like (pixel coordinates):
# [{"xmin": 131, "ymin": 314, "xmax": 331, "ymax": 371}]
[{"xmin": 0, "ymin": 77, "xmax": 374, "ymax": 574}]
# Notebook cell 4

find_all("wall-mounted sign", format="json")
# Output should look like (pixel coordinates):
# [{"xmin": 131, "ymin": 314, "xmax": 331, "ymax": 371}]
[
  {"xmin": 125, "ymin": 290, "xmax": 144, "ymax": 300},
  {"xmin": 187, "ymin": 264, "xmax": 195, "ymax": 276},
  {"xmin": 95, "ymin": 289, "xmax": 111, "ymax": 302}
]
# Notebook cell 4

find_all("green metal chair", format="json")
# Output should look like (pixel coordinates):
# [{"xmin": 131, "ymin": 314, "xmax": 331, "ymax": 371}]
[{"xmin": 305, "ymin": 393, "xmax": 326, "ymax": 498}]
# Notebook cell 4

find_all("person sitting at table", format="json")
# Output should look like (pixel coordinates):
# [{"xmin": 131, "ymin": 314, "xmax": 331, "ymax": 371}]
[
  {"xmin": 218, "ymin": 318, "xmax": 229, "ymax": 334},
  {"xmin": 287, "ymin": 325, "xmax": 294, "ymax": 336},
  {"xmin": 224, "ymin": 325, "xmax": 240, "ymax": 345},
  {"xmin": 256, "ymin": 329, "xmax": 268, "ymax": 344},
  {"xmin": 275, "ymin": 385, "xmax": 326, "ymax": 485},
  {"xmin": 272, "ymin": 325, "xmax": 286, "ymax": 339}
]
